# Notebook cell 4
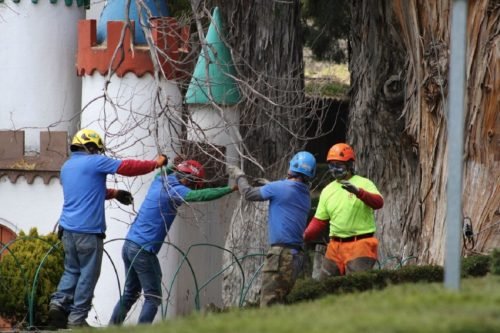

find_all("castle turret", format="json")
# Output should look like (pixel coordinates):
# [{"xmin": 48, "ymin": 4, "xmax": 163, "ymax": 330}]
[{"xmin": 171, "ymin": 6, "xmax": 241, "ymax": 316}]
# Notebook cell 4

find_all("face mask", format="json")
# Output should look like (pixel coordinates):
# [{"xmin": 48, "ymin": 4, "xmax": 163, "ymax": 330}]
[{"xmin": 328, "ymin": 163, "xmax": 347, "ymax": 179}]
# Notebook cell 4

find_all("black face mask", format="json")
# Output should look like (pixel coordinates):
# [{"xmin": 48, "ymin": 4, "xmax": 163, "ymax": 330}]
[{"xmin": 328, "ymin": 163, "xmax": 348, "ymax": 180}]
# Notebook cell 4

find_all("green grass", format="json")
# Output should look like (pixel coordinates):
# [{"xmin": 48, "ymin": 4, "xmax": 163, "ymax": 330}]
[
  {"xmin": 303, "ymin": 53, "xmax": 350, "ymax": 99},
  {"xmin": 305, "ymin": 80, "xmax": 349, "ymax": 99},
  {"xmin": 82, "ymin": 275, "xmax": 500, "ymax": 333}
]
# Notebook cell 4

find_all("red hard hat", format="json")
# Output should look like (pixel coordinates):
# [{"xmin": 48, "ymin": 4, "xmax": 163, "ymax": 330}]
[{"xmin": 176, "ymin": 160, "xmax": 206, "ymax": 186}]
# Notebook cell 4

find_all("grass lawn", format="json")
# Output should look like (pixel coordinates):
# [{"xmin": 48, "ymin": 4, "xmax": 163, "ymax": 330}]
[{"xmin": 81, "ymin": 275, "xmax": 500, "ymax": 333}]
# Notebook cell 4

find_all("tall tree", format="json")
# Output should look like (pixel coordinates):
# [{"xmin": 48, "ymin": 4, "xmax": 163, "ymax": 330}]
[
  {"xmin": 201, "ymin": 0, "xmax": 307, "ymax": 305},
  {"xmin": 349, "ymin": 0, "xmax": 499, "ymax": 265}
]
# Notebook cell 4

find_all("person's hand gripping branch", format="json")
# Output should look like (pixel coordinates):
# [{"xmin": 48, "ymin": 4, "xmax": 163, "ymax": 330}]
[
  {"xmin": 155, "ymin": 154, "xmax": 168, "ymax": 168},
  {"xmin": 227, "ymin": 165, "xmax": 245, "ymax": 180}
]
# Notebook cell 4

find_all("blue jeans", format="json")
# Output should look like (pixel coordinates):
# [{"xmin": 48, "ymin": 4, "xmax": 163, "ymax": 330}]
[
  {"xmin": 109, "ymin": 240, "xmax": 162, "ymax": 324},
  {"xmin": 50, "ymin": 231, "xmax": 103, "ymax": 325}
]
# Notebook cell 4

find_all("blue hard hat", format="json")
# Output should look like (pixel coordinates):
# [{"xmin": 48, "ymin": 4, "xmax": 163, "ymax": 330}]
[{"xmin": 289, "ymin": 151, "xmax": 316, "ymax": 178}]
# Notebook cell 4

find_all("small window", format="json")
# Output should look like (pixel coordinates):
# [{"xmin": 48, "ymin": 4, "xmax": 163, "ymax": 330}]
[{"xmin": 0, "ymin": 225, "xmax": 16, "ymax": 259}]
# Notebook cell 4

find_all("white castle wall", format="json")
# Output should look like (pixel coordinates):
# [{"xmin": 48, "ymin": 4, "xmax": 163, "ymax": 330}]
[
  {"xmin": 188, "ymin": 105, "xmax": 241, "ymax": 166},
  {"xmin": 0, "ymin": 0, "xmax": 83, "ymax": 258},
  {"xmin": 0, "ymin": 177, "xmax": 62, "ymax": 235},
  {"xmin": 165, "ymin": 194, "xmax": 238, "ymax": 317},
  {"xmin": 0, "ymin": 0, "xmax": 84, "ymax": 152}
]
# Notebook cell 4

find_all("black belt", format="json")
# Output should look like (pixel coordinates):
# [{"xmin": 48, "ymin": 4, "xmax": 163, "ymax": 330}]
[
  {"xmin": 330, "ymin": 233, "xmax": 374, "ymax": 243},
  {"xmin": 271, "ymin": 243, "xmax": 303, "ymax": 251}
]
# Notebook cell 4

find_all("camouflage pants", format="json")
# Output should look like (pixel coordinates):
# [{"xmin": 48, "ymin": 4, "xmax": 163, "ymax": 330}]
[{"xmin": 260, "ymin": 246, "xmax": 304, "ymax": 307}]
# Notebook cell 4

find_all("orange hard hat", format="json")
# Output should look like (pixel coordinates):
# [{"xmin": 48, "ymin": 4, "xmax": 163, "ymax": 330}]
[{"xmin": 326, "ymin": 143, "xmax": 355, "ymax": 162}]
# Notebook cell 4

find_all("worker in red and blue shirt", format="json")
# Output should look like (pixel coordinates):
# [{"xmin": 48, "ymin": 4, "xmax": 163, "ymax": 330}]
[
  {"xmin": 228, "ymin": 151, "xmax": 316, "ymax": 307},
  {"xmin": 110, "ymin": 159, "xmax": 237, "ymax": 325},
  {"xmin": 304, "ymin": 143, "xmax": 384, "ymax": 279},
  {"xmin": 48, "ymin": 128, "xmax": 168, "ymax": 329}
]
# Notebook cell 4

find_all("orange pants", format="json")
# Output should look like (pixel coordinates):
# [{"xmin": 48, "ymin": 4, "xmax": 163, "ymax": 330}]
[{"xmin": 324, "ymin": 237, "xmax": 378, "ymax": 276}]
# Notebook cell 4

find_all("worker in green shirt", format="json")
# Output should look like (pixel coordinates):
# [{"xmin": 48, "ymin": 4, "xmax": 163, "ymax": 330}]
[{"xmin": 304, "ymin": 143, "xmax": 384, "ymax": 278}]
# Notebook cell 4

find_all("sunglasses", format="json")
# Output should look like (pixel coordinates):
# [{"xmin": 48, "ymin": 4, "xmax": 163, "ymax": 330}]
[{"xmin": 328, "ymin": 162, "xmax": 347, "ymax": 170}]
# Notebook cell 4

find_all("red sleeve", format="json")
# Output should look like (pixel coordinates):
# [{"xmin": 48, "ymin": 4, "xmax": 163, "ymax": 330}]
[
  {"xmin": 356, "ymin": 188, "xmax": 384, "ymax": 209},
  {"xmin": 106, "ymin": 189, "xmax": 117, "ymax": 200},
  {"xmin": 116, "ymin": 160, "xmax": 157, "ymax": 176},
  {"xmin": 303, "ymin": 217, "xmax": 329, "ymax": 242}
]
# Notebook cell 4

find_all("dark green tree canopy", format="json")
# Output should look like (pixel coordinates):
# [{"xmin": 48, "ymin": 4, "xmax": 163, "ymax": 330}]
[{"xmin": 301, "ymin": 0, "xmax": 350, "ymax": 62}]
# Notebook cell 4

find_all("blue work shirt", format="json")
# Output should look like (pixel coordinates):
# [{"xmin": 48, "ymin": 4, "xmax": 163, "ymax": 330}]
[
  {"xmin": 59, "ymin": 152, "xmax": 121, "ymax": 233},
  {"xmin": 259, "ymin": 180, "xmax": 311, "ymax": 246},
  {"xmin": 126, "ymin": 174, "xmax": 190, "ymax": 254}
]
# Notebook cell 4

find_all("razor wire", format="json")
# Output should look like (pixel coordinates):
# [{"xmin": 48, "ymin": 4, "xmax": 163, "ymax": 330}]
[{"xmin": 0, "ymin": 236, "xmax": 266, "ymax": 330}]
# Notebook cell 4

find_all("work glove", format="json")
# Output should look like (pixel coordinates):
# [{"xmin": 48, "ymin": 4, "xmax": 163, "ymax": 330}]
[
  {"xmin": 339, "ymin": 180, "xmax": 359, "ymax": 195},
  {"xmin": 155, "ymin": 154, "xmax": 168, "ymax": 168},
  {"xmin": 255, "ymin": 178, "xmax": 270, "ymax": 186},
  {"xmin": 227, "ymin": 165, "xmax": 245, "ymax": 179},
  {"xmin": 57, "ymin": 225, "xmax": 64, "ymax": 240},
  {"xmin": 115, "ymin": 190, "xmax": 134, "ymax": 205}
]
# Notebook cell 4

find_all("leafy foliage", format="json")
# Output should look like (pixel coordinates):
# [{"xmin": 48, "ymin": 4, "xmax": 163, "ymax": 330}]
[
  {"xmin": 167, "ymin": 0, "xmax": 192, "ymax": 17},
  {"xmin": 288, "ymin": 254, "xmax": 495, "ymax": 304},
  {"xmin": 287, "ymin": 265, "xmax": 444, "ymax": 303},
  {"xmin": 0, "ymin": 228, "xmax": 64, "ymax": 327},
  {"xmin": 168, "ymin": 0, "xmax": 350, "ymax": 63},
  {"xmin": 489, "ymin": 248, "xmax": 500, "ymax": 275},
  {"xmin": 462, "ymin": 254, "xmax": 491, "ymax": 277},
  {"xmin": 301, "ymin": 0, "xmax": 350, "ymax": 62}
]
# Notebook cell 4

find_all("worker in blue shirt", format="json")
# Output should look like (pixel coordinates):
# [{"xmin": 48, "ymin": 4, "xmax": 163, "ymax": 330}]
[
  {"xmin": 228, "ymin": 151, "xmax": 316, "ymax": 307},
  {"xmin": 109, "ymin": 159, "xmax": 237, "ymax": 325},
  {"xmin": 48, "ymin": 128, "xmax": 167, "ymax": 329}
]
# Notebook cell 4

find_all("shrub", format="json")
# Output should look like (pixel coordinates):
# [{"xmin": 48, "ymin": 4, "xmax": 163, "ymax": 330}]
[
  {"xmin": 0, "ymin": 228, "xmax": 64, "ymax": 328},
  {"xmin": 489, "ymin": 248, "xmax": 500, "ymax": 275},
  {"xmin": 287, "ymin": 265, "xmax": 445, "ymax": 303},
  {"xmin": 461, "ymin": 254, "xmax": 491, "ymax": 277},
  {"xmin": 287, "ymin": 251, "xmax": 500, "ymax": 305}
]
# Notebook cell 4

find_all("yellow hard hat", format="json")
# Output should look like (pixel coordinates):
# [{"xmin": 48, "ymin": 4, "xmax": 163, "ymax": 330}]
[{"xmin": 71, "ymin": 128, "xmax": 104, "ymax": 152}]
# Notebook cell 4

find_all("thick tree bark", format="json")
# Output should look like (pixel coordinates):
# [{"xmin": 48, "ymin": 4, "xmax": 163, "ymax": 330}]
[
  {"xmin": 349, "ymin": 0, "xmax": 499, "ymax": 265},
  {"xmin": 208, "ymin": 0, "xmax": 305, "ymax": 305}
]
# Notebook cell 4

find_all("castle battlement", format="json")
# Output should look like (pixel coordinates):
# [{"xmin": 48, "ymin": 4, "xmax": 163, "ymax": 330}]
[
  {"xmin": 77, "ymin": 18, "xmax": 190, "ymax": 79},
  {"xmin": 0, "ymin": 131, "xmax": 68, "ymax": 184}
]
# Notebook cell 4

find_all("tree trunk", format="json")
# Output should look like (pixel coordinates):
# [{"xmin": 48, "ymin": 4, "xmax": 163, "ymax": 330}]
[
  {"xmin": 349, "ymin": 0, "xmax": 499, "ymax": 265},
  {"xmin": 208, "ymin": 0, "xmax": 306, "ymax": 306}
]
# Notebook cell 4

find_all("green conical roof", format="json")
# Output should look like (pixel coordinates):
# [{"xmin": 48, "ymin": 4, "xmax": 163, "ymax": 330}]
[{"xmin": 185, "ymin": 7, "xmax": 241, "ymax": 105}]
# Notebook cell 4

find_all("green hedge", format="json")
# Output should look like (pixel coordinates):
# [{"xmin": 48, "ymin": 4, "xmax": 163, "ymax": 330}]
[
  {"xmin": 0, "ymin": 228, "xmax": 64, "ymax": 328},
  {"xmin": 490, "ymin": 248, "xmax": 500, "ymax": 275},
  {"xmin": 287, "ymin": 253, "xmax": 497, "ymax": 304}
]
